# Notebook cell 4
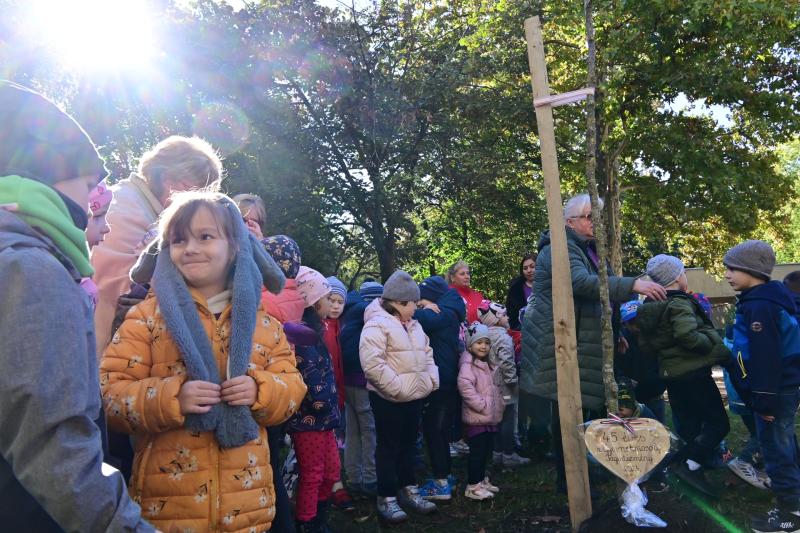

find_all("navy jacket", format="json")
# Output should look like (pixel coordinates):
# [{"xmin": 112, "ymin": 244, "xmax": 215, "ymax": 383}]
[
  {"xmin": 414, "ymin": 288, "xmax": 466, "ymax": 390},
  {"xmin": 730, "ymin": 281, "xmax": 800, "ymax": 416},
  {"xmin": 284, "ymin": 315, "xmax": 341, "ymax": 432},
  {"xmin": 341, "ymin": 290, "xmax": 370, "ymax": 376}
]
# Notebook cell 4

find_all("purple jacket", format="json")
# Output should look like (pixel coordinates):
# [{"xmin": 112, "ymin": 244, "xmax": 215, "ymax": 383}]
[{"xmin": 457, "ymin": 351, "xmax": 504, "ymax": 426}]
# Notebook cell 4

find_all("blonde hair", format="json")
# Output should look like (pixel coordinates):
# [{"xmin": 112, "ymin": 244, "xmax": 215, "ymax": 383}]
[
  {"xmin": 446, "ymin": 260, "xmax": 470, "ymax": 285},
  {"xmin": 158, "ymin": 190, "xmax": 239, "ymax": 256},
  {"xmin": 233, "ymin": 193, "xmax": 266, "ymax": 227},
  {"xmin": 139, "ymin": 136, "xmax": 223, "ymax": 200}
]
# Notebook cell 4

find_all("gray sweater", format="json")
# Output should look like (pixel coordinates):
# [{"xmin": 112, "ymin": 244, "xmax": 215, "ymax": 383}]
[{"xmin": 0, "ymin": 210, "xmax": 153, "ymax": 532}]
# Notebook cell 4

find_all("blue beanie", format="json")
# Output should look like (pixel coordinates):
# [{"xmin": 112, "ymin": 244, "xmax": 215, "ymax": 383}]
[
  {"xmin": 359, "ymin": 281, "xmax": 383, "ymax": 301},
  {"xmin": 620, "ymin": 300, "xmax": 641, "ymax": 323},
  {"xmin": 327, "ymin": 276, "xmax": 346, "ymax": 299},
  {"xmin": 419, "ymin": 275, "xmax": 449, "ymax": 302}
]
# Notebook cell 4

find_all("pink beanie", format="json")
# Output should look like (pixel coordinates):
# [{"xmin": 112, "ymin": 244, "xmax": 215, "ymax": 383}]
[
  {"xmin": 296, "ymin": 266, "xmax": 331, "ymax": 307},
  {"xmin": 88, "ymin": 179, "xmax": 113, "ymax": 214}
]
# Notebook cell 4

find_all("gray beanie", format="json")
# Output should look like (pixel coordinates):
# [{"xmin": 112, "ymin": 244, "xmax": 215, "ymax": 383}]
[
  {"xmin": 646, "ymin": 254, "xmax": 685, "ymax": 287},
  {"xmin": 466, "ymin": 322, "xmax": 491, "ymax": 347},
  {"xmin": 724, "ymin": 240, "xmax": 775, "ymax": 281},
  {"xmin": 382, "ymin": 270, "xmax": 420, "ymax": 302}
]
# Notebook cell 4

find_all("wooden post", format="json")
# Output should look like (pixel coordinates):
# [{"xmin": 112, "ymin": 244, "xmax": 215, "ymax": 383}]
[{"xmin": 524, "ymin": 16, "xmax": 592, "ymax": 531}]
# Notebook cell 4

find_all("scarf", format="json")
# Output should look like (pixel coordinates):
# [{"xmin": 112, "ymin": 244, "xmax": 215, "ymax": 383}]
[
  {"xmin": 152, "ymin": 198, "xmax": 274, "ymax": 448},
  {"xmin": 0, "ymin": 175, "xmax": 93, "ymax": 276}
]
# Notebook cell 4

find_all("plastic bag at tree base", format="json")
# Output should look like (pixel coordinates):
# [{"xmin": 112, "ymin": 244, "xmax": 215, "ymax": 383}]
[{"xmin": 580, "ymin": 416, "xmax": 680, "ymax": 528}]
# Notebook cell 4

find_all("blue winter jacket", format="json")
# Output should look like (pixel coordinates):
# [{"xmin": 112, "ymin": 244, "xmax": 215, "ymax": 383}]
[
  {"xmin": 414, "ymin": 288, "xmax": 466, "ymax": 390},
  {"xmin": 341, "ymin": 290, "xmax": 370, "ymax": 376},
  {"xmin": 730, "ymin": 281, "xmax": 800, "ymax": 416},
  {"xmin": 0, "ymin": 209, "xmax": 153, "ymax": 532},
  {"xmin": 285, "ymin": 315, "xmax": 341, "ymax": 432}
]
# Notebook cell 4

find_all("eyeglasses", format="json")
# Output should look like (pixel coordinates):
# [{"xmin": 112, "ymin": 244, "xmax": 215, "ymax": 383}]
[{"xmin": 569, "ymin": 213, "xmax": 592, "ymax": 221}]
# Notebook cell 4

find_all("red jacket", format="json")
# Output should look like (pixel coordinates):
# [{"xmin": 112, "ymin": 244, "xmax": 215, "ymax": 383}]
[
  {"xmin": 323, "ymin": 317, "xmax": 346, "ymax": 410},
  {"xmin": 451, "ymin": 285, "xmax": 485, "ymax": 324},
  {"xmin": 262, "ymin": 278, "xmax": 306, "ymax": 323}
]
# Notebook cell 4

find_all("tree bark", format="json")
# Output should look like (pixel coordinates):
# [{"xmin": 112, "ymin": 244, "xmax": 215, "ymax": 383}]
[{"xmin": 584, "ymin": 0, "xmax": 618, "ymax": 414}]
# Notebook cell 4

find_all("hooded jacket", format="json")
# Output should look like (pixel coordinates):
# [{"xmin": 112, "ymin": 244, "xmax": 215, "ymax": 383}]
[
  {"xmin": 636, "ymin": 290, "xmax": 730, "ymax": 380},
  {"xmin": 341, "ymin": 290, "xmax": 370, "ymax": 385},
  {"xmin": 457, "ymin": 352, "xmax": 505, "ymax": 426},
  {"xmin": 520, "ymin": 228, "xmax": 636, "ymax": 410},
  {"xmin": 359, "ymin": 298, "xmax": 439, "ymax": 402},
  {"xmin": 101, "ymin": 291, "xmax": 306, "ymax": 533},
  {"xmin": 487, "ymin": 326, "xmax": 518, "ymax": 404},
  {"xmin": 285, "ymin": 316, "xmax": 341, "ymax": 432},
  {"xmin": 730, "ymin": 281, "xmax": 800, "ymax": 416},
  {"xmin": 262, "ymin": 278, "xmax": 306, "ymax": 323},
  {"xmin": 0, "ymin": 207, "xmax": 153, "ymax": 532},
  {"xmin": 413, "ymin": 288, "xmax": 466, "ymax": 390}
]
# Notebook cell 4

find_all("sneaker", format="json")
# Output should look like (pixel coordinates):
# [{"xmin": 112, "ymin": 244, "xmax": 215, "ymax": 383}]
[
  {"xmin": 464, "ymin": 483, "xmax": 495, "ymax": 501},
  {"xmin": 419, "ymin": 479, "xmax": 452, "ymax": 501},
  {"xmin": 503, "ymin": 452, "xmax": 531, "ymax": 467},
  {"xmin": 728, "ymin": 457, "xmax": 768, "ymax": 490},
  {"xmin": 751, "ymin": 507, "xmax": 800, "ymax": 533},
  {"xmin": 398, "ymin": 485, "xmax": 437, "ymax": 514},
  {"xmin": 452, "ymin": 440, "xmax": 470, "ymax": 455},
  {"xmin": 332, "ymin": 486, "xmax": 355, "ymax": 512},
  {"xmin": 673, "ymin": 463, "xmax": 718, "ymax": 498},
  {"xmin": 449, "ymin": 443, "xmax": 460, "ymax": 457},
  {"xmin": 376, "ymin": 496, "xmax": 407, "ymax": 524},
  {"xmin": 492, "ymin": 451, "xmax": 504, "ymax": 465},
  {"xmin": 481, "ymin": 477, "xmax": 500, "ymax": 493}
]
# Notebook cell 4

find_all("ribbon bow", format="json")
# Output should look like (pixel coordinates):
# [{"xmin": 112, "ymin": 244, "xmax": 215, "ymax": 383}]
[{"xmin": 605, "ymin": 413, "xmax": 636, "ymax": 435}]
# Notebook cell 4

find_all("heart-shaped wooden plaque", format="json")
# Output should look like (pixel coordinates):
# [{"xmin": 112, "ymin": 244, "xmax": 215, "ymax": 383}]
[{"xmin": 584, "ymin": 418, "xmax": 670, "ymax": 484}]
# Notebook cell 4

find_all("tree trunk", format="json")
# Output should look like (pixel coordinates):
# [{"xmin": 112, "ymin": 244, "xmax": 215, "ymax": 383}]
[{"xmin": 584, "ymin": 0, "xmax": 617, "ymax": 415}]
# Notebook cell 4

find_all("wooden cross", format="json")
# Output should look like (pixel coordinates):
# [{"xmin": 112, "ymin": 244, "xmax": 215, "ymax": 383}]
[{"xmin": 524, "ymin": 16, "xmax": 593, "ymax": 531}]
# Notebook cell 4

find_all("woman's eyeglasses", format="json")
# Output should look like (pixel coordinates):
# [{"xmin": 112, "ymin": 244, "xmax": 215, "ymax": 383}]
[{"xmin": 569, "ymin": 213, "xmax": 592, "ymax": 221}]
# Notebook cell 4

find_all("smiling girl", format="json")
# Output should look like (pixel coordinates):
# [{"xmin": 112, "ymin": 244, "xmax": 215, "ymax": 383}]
[{"xmin": 100, "ymin": 191, "xmax": 306, "ymax": 533}]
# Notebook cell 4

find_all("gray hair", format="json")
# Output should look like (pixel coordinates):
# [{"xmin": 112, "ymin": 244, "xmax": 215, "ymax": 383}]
[{"xmin": 563, "ymin": 193, "xmax": 603, "ymax": 221}]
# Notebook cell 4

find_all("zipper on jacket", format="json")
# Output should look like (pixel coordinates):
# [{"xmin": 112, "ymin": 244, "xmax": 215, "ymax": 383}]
[
  {"xmin": 737, "ymin": 350, "xmax": 748, "ymax": 378},
  {"xmin": 210, "ymin": 443, "xmax": 220, "ymax": 531}
]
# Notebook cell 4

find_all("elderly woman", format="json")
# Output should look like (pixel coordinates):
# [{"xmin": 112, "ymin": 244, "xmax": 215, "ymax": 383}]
[
  {"xmin": 519, "ymin": 193, "xmax": 665, "ymax": 489},
  {"xmin": 447, "ymin": 260, "xmax": 485, "ymax": 324}
]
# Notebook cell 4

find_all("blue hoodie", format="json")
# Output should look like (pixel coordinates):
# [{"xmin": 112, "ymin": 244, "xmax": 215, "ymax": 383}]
[
  {"xmin": 414, "ymin": 288, "xmax": 467, "ymax": 390},
  {"xmin": 341, "ymin": 290, "xmax": 371, "ymax": 379},
  {"xmin": 730, "ymin": 281, "xmax": 800, "ymax": 416}
]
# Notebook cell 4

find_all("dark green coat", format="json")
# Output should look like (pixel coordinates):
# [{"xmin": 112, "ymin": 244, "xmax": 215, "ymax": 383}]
[
  {"xmin": 520, "ymin": 228, "xmax": 636, "ymax": 411},
  {"xmin": 636, "ymin": 290, "xmax": 730, "ymax": 380}
]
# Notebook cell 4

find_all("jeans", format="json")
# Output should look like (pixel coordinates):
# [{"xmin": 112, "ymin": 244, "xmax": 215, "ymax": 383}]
[
  {"xmin": 344, "ymin": 386, "xmax": 377, "ymax": 486},
  {"xmin": 667, "ymin": 370, "xmax": 730, "ymax": 465},
  {"xmin": 268, "ymin": 425, "xmax": 295, "ymax": 532},
  {"xmin": 422, "ymin": 389, "xmax": 458, "ymax": 479},
  {"xmin": 467, "ymin": 431, "xmax": 495, "ymax": 484},
  {"xmin": 738, "ymin": 412, "xmax": 762, "ymax": 464},
  {"xmin": 369, "ymin": 392, "xmax": 423, "ymax": 497},
  {"xmin": 495, "ymin": 403, "xmax": 517, "ymax": 455},
  {"xmin": 755, "ymin": 387, "xmax": 800, "ymax": 504}
]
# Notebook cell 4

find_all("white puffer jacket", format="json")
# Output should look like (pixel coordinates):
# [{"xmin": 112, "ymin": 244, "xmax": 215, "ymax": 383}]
[{"xmin": 359, "ymin": 298, "xmax": 440, "ymax": 403}]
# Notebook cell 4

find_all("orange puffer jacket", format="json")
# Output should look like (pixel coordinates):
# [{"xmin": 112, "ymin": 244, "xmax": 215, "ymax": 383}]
[{"xmin": 100, "ymin": 291, "xmax": 307, "ymax": 533}]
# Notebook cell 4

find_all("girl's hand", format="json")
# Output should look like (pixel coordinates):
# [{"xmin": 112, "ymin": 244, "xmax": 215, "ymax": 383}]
[
  {"xmin": 221, "ymin": 375, "xmax": 258, "ymax": 406},
  {"xmin": 178, "ymin": 380, "xmax": 221, "ymax": 414},
  {"xmin": 245, "ymin": 219, "xmax": 263, "ymax": 239}
]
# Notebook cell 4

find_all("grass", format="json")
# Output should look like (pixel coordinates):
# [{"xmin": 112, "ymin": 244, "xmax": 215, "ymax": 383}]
[{"xmin": 324, "ymin": 410, "xmax": 792, "ymax": 532}]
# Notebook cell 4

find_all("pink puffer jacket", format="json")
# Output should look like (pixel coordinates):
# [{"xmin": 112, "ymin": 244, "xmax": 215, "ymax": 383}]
[
  {"xmin": 262, "ymin": 278, "xmax": 306, "ymax": 323},
  {"xmin": 457, "ymin": 351, "xmax": 504, "ymax": 426}
]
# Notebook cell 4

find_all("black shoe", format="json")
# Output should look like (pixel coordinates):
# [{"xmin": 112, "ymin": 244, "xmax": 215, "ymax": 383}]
[
  {"xmin": 750, "ymin": 507, "xmax": 800, "ymax": 533},
  {"xmin": 673, "ymin": 463, "xmax": 718, "ymax": 498}
]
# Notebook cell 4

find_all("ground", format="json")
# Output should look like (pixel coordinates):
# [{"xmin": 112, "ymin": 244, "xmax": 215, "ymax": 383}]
[{"xmin": 326, "ymin": 412, "xmax": 781, "ymax": 532}]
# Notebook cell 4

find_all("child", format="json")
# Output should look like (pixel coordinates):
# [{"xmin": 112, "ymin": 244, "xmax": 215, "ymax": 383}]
[
  {"xmin": 477, "ymin": 300, "xmax": 529, "ymax": 468},
  {"xmin": 261, "ymin": 234, "xmax": 305, "ymax": 323},
  {"xmin": 415, "ymin": 275, "xmax": 466, "ymax": 502},
  {"xmin": 458, "ymin": 322, "xmax": 505, "ymax": 500},
  {"xmin": 636, "ymin": 254, "xmax": 730, "ymax": 497},
  {"xmin": 322, "ymin": 276, "xmax": 355, "ymax": 512},
  {"xmin": 360, "ymin": 270, "xmax": 439, "ymax": 523},
  {"xmin": 285, "ymin": 267, "xmax": 342, "ymax": 533},
  {"xmin": 101, "ymin": 191, "xmax": 307, "ymax": 532},
  {"xmin": 81, "ymin": 179, "xmax": 113, "ymax": 307},
  {"xmin": 340, "ymin": 282, "xmax": 383, "ymax": 498},
  {"xmin": 724, "ymin": 240, "xmax": 800, "ymax": 531}
]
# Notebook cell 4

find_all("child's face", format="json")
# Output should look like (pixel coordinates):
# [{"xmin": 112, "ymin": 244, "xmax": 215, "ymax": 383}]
[
  {"xmin": 676, "ymin": 272, "xmax": 688, "ymax": 292},
  {"xmin": 498, "ymin": 313, "xmax": 510, "ymax": 328},
  {"xmin": 315, "ymin": 294, "xmax": 332, "ymax": 319},
  {"xmin": 85, "ymin": 207, "xmax": 110, "ymax": 249},
  {"xmin": 618, "ymin": 406, "xmax": 635, "ymax": 418},
  {"xmin": 327, "ymin": 293, "xmax": 345, "ymax": 319},
  {"xmin": 391, "ymin": 300, "xmax": 417, "ymax": 322},
  {"xmin": 725, "ymin": 267, "xmax": 764, "ymax": 291},
  {"xmin": 470, "ymin": 338, "xmax": 491, "ymax": 359},
  {"xmin": 169, "ymin": 206, "xmax": 233, "ymax": 296}
]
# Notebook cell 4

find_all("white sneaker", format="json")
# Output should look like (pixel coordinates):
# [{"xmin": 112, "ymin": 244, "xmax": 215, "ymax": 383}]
[
  {"xmin": 464, "ymin": 483, "xmax": 494, "ymax": 501},
  {"xmin": 503, "ymin": 452, "xmax": 531, "ymax": 467},
  {"xmin": 376, "ymin": 496, "xmax": 407, "ymax": 524},
  {"xmin": 727, "ymin": 457, "xmax": 767, "ymax": 489},
  {"xmin": 481, "ymin": 477, "xmax": 499, "ymax": 494},
  {"xmin": 398, "ymin": 485, "xmax": 437, "ymax": 514}
]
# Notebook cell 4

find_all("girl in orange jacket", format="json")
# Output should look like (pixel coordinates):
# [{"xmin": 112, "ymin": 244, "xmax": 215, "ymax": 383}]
[{"xmin": 101, "ymin": 191, "xmax": 307, "ymax": 533}]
